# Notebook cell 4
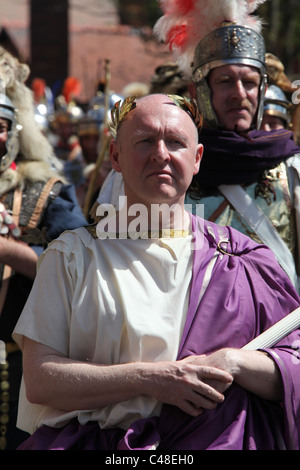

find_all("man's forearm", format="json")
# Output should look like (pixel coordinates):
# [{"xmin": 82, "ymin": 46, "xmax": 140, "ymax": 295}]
[
  {"xmin": 23, "ymin": 342, "xmax": 148, "ymax": 411},
  {"xmin": 0, "ymin": 237, "xmax": 38, "ymax": 279},
  {"xmin": 22, "ymin": 338, "xmax": 233, "ymax": 415},
  {"xmin": 227, "ymin": 349, "xmax": 282, "ymax": 401},
  {"xmin": 200, "ymin": 348, "xmax": 283, "ymax": 402}
]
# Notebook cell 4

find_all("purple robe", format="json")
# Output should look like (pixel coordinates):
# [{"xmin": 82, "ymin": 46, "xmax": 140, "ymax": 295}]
[{"xmin": 18, "ymin": 216, "xmax": 300, "ymax": 450}]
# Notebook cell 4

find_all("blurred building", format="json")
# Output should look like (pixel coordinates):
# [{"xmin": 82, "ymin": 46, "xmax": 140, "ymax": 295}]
[{"xmin": 0, "ymin": 0, "xmax": 171, "ymax": 102}]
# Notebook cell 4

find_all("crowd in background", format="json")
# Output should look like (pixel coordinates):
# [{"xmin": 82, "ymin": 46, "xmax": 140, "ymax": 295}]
[{"xmin": 0, "ymin": 11, "xmax": 300, "ymax": 446}]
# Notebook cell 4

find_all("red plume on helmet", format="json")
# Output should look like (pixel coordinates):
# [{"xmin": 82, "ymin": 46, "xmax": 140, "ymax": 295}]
[
  {"xmin": 62, "ymin": 77, "xmax": 82, "ymax": 104},
  {"xmin": 154, "ymin": 0, "xmax": 267, "ymax": 78}
]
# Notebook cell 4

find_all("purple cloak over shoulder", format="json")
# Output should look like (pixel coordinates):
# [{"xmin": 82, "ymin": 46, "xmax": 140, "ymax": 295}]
[{"xmin": 18, "ymin": 215, "xmax": 300, "ymax": 450}]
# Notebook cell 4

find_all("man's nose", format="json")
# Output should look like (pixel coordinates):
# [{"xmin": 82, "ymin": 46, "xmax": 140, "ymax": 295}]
[
  {"xmin": 232, "ymin": 80, "xmax": 247, "ymax": 100},
  {"xmin": 151, "ymin": 140, "xmax": 170, "ymax": 161}
]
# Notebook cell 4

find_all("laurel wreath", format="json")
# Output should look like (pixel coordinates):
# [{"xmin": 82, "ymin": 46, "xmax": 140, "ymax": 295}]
[
  {"xmin": 109, "ymin": 94, "xmax": 203, "ymax": 138},
  {"xmin": 109, "ymin": 96, "xmax": 137, "ymax": 138},
  {"xmin": 167, "ymin": 94, "xmax": 203, "ymax": 131}
]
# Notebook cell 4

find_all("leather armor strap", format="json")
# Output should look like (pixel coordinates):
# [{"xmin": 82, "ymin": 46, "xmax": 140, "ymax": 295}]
[
  {"xmin": 27, "ymin": 177, "xmax": 61, "ymax": 229},
  {"xmin": 0, "ymin": 178, "xmax": 62, "ymax": 317},
  {"xmin": 208, "ymin": 199, "xmax": 229, "ymax": 222},
  {"xmin": 219, "ymin": 184, "xmax": 298, "ymax": 289}
]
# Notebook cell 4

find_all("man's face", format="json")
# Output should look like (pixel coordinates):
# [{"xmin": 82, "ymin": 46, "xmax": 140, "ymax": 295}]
[
  {"xmin": 0, "ymin": 117, "xmax": 9, "ymax": 158},
  {"xmin": 261, "ymin": 114, "xmax": 286, "ymax": 131},
  {"xmin": 110, "ymin": 95, "xmax": 203, "ymax": 209},
  {"xmin": 208, "ymin": 64, "xmax": 261, "ymax": 132},
  {"xmin": 79, "ymin": 133, "xmax": 99, "ymax": 164}
]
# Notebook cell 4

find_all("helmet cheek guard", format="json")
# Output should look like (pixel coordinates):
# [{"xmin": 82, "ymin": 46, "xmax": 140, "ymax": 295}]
[{"xmin": 257, "ymin": 73, "xmax": 268, "ymax": 130}]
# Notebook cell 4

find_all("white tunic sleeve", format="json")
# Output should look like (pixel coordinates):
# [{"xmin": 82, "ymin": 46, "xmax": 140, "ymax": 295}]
[{"xmin": 13, "ymin": 238, "xmax": 76, "ymax": 356}]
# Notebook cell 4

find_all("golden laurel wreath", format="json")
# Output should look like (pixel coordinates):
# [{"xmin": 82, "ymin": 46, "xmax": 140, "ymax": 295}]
[{"xmin": 109, "ymin": 94, "xmax": 203, "ymax": 138}]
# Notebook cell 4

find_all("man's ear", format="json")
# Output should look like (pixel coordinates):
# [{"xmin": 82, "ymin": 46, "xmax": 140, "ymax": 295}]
[
  {"xmin": 193, "ymin": 143, "xmax": 203, "ymax": 175},
  {"xmin": 109, "ymin": 139, "xmax": 122, "ymax": 173}
]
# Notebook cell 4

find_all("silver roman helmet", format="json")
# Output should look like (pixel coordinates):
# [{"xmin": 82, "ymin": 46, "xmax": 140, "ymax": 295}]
[
  {"xmin": 0, "ymin": 91, "xmax": 22, "ymax": 172},
  {"xmin": 154, "ymin": 0, "xmax": 268, "ymax": 129},
  {"xmin": 87, "ymin": 91, "xmax": 124, "ymax": 126},
  {"xmin": 192, "ymin": 24, "xmax": 267, "ymax": 129},
  {"xmin": 263, "ymin": 85, "xmax": 292, "ymax": 127}
]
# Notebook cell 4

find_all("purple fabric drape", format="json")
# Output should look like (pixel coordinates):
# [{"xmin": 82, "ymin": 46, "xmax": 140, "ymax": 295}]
[
  {"xmin": 18, "ymin": 216, "xmax": 300, "ymax": 450},
  {"xmin": 194, "ymin": 128, "xmax": 300, "ymax": 186}
]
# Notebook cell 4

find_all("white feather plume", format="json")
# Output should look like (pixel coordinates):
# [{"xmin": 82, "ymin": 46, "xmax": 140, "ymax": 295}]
[{"xmin": 154, "ymin": 0, "xmax": 268, "ymax": 77}]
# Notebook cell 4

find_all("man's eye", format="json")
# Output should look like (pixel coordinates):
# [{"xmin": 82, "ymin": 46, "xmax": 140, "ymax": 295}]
[
  {"xmin": 216, "ymin": 77, "xmax": 230, "ymax": 85},
  {"xmin": 168, "ymin": 137, "xmax": 184, "ymax": 146},
  {"xmin": 245, "ymin": 80, "xmax": 258, "ymax": 86}
]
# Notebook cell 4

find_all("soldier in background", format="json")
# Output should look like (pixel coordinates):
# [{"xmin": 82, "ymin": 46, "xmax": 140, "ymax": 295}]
[
  {"xmin": 0, "ymin": 90, "xmax": 86, "ymax": 449},
  {"xmin": 261, "ymin": 85, "xmax": 293, "ymax": 131},
  {"xmin": 154, "ymin": 0, "xmax": 300, "ymax": 291}
]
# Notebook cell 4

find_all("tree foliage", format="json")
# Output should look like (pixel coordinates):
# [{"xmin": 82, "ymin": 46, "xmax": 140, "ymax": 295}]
[{"xmin": 258, "ymin": 0, "xmax": 300, "ymax": 77}]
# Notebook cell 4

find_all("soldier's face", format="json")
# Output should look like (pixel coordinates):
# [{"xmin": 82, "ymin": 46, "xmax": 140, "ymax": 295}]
[
  {"xmin": 0, "ymin": 118, "xmax": 9, "ymax": 158},
  {"xmin": 208, "ymin": 64, "xmax": 261, "ymax": 132}
]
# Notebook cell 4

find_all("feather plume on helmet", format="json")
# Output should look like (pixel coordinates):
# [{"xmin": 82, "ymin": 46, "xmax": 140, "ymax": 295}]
[
  {"xmin": 154, "ymin": 0, "xmax": 268, "ymax": 129},
  {"xmin": 154, "ymin": 0, "xmax": 267, "ymax": 79}
]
